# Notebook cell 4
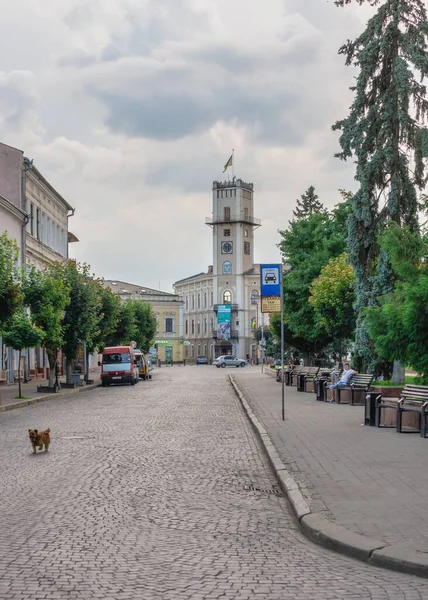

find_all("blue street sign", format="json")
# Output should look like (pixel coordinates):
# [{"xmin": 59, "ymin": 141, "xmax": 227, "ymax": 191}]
[{"xmin": 260, "ymin": 264, "xmax": 281, "ymax": 297}]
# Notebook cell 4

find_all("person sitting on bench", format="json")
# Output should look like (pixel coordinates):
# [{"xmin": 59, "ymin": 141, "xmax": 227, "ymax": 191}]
[{"xmin": 328, "ymin": 363, "xmax": 357, "ymax": 402}]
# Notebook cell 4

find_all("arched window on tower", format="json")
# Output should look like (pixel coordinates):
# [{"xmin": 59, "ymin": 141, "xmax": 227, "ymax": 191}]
[{"xmin": 223, "ymin": 290, "xmax": 232, "ymax": 305}]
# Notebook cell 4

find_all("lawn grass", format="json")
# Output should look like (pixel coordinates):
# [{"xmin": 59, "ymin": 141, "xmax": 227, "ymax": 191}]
[
  {"xmin": 14, "ymin": 395, "xmax": 31, "ymax": 400},
  {"xmin": 372, "ymin": 375, "xmax": 418, "ymax": 386}
]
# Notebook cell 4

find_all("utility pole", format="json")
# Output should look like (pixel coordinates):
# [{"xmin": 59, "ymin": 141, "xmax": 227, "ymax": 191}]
[{"xmin": 281, "ymin": 265, "xmax": 285, "ymax": 421}]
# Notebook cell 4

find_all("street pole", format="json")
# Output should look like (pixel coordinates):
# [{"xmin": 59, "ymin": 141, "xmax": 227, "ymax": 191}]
[
  {"xmin": 261, "ymin": 312, "xmax": 265, "ymax": 373},
  {"xmin": 281, "ymin": 266, "xmax": 285, "ymax": 421}
]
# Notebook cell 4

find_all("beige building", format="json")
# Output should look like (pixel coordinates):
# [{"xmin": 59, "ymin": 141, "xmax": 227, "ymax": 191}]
[
  {"xmin": 103, "ymin": 280, "xmax": 184, "ymax": 364},
  {"xmin": 0, "ymin": 142, "xmax": 78, "ymax": 382},
  {"xmin": 174, "ymin": 178, "xmax": 263, "ymax": 363}
]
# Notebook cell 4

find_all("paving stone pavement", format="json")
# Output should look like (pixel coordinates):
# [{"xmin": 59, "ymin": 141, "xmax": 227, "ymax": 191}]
[
  {"xmin": 1, "ymin": 366, "xmax": 427, "ymax": 600},
  {"xmin": 232, "ymin": 371, "xmax": 428, "ymax": 554}
]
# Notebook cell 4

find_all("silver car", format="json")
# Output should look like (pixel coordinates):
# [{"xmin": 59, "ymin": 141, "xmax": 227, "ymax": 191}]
[{"xmin": 213, "ymin": 355, "xmax": 247, "ymax": 368}]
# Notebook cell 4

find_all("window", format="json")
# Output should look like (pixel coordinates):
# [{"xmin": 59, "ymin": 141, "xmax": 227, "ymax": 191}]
[
  {"xmin": 191, "ymin": 320, "xmax": 195, "ymax": 334},
  {"xmin": 217, "ymin": 191, "xmax": 220, "ymax": 198},
  {"xmin": 244, "ymin": 229, "xmax": 248, "ymax": 237},
  {"xmin": 223, "ymin": 290, "xmax": 232, "ymax": 304},
  {"xmin": 204, "ymin": 319, "xmax": 207, "ymax": 333},
  {"xmin": 224, "ymin": 207, "xmax": 231, "ymax": 221},
  {"xmin": 185, "ymin": 320, "xmax": 188, "ymax": 334},
  {"xmin": 210, "ymin": 292, "xmax": 213, "ymax": 306},
  {"xmin": 211, "ymin": 317, "xmax": 214, "ymax": 332},
  {"xmin": 192, "ymin": 295, "xmax": 195, "ymax": 309},
  {"xmin": 244, "ymin": 207, "xmax": 249, "ymax": 221},
  {"xmin": 197, "ymin": 320, "xmax": 200, "ymax": 334},
  {"xmin": 244, "ymin": 241, "xmax": 250, "ymax": 255},
  {"xmin": 191, "ymin": 345, "xmax": 194, "ymax": 357},
  {"xmin": 251, "ymin": 290, "xmax": 259, "ymax": 304},
  {"xmin": 204, "ymin": 292, "xmax": 207, "ymax": 307},
  {"xmin": 30, "ymin": 204, "xmax": 34, "ymax": 235},
  {"xmin": 197, "ymin": 294, "xmax": 200, "ymax": 309},
  {"xmin": 197, "ymin": 344, "xmax": 201, "ymax": 356},
  {"xmin": 224, "ymin": 229, "xmax": 230, "ymax": 236},
  {"xmin": 225, "ymin": 190, "xmax": 228, "ymax": 198},
  {"xmin": 165, "ymin": 318, "xmax": 173, "ymax": 333},
  {"xmin": 186, "ymin": 296, "xmax": 188, "ymax": 310},
  {"xmin": 36, "ymin": 208, "xmax": 40, "ymax": 240}
]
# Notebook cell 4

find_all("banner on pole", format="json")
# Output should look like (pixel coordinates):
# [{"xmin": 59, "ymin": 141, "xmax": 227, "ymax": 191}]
[{"xmin": 217, "ymin": 304, "xmax": 231, "ymax": 340}]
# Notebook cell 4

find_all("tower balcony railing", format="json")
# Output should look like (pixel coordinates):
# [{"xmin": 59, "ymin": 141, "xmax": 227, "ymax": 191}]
[
  {"xmin": 213, "ymin": 303, "xmax": 239, "ymax": 313},
  {"xmin": 205, "ymin": 215, "xmax": 261, "ymax": 227}
]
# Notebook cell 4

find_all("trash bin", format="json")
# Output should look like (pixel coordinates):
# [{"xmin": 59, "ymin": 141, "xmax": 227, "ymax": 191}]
[
  {"xmin": 71, "ymin": 372, "xmax": 80, "ymax": 386},
  {"xmin": 365, "ymin": 392, "xmax": 380, "ymax": 426}
]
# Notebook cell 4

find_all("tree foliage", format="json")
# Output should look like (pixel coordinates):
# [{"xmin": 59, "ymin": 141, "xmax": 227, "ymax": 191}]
[
  {"xmin": 88, "ymin": 283, "xmax": 121, "ymax": 354},
  {"xmin": 365, "ymin": 223, "xmax": 428, "ymax": 381},
  {"xmin": 276, "ymin": 199, "xmax": 351, "ymax": 360},
  {"xmin": 333, "ymin": 0, "xmax": 428, "ymax": 372},
  {"xmin": 292, "ymin": 185, "xmax": 323, "ymax": 219},
  {"xmin": 105, "ymin": 301, "xmax": 137, "ymax": 347},
  {"xmin": 1, "ymin": 312, "xmax": 44, "ymax": 397},
  {"xmin": 309, "ymin": 253, "xmax": 356, "ymax": 339},
  {"xmin": 23, "ymin": 266, "xmax": 70, "ymax": 385},
  {"xmin": 127, "ymin": 300, "xmax": 157, "ymax": 352},
  {"xmin": 0, "ymin": 232, "xmax": 22, "ymax": 326}
]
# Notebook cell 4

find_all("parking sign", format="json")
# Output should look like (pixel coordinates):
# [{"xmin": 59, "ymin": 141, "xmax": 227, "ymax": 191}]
[{"xmin": 260, "ymin": 264, "xmax": 281, "ymax": 297}]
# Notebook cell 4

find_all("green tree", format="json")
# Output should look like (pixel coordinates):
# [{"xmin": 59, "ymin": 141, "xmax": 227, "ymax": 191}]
[
  {"xmin": 127, "ymin": 300, "xmax": 157, "ymax": 352},
  {"xmin": 252, "ymin": 326, "xmax": 281, "ymax": 360},
  {"xmin": 333, "ymin": 0, "xmax": 428, "ymax": 374},
  {"xmin": 365, "ymin": 223, "xmax": 428, "ymax": 381},
  {"xmin": 2, "ymin": 312, "xmax": 44, "ymax": 398},
  {"xmin": 0, "ymin": 232, "xmax": 22, "ymax": 327},
  {"xmin": 292, "ymin": 185, "xmax": 323, "ymax": 219},
  {"xmin": 57, "ymin": 262, "xmax": 100, "ymax": 383},
  {"xmin": 89, "ymin": 283, "xmax": 121, "ymax": 353},
  {"xmin": 276, "ymin": 200, "xmax": 351, "ymax": 362},
  {"xmin": 309, "ymin": 253, "xmax": 356, "ymax": 364},
  {"xmin": 106, "ymin": 301, "xmax": 137, "ymax": 347},
  {"xmin": 23, "ymin": 266, "xmax": 70, "ymax": 387}
]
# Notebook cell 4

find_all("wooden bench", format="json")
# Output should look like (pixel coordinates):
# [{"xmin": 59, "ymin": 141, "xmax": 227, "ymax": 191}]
[
  {"xmin": 297, "ymin": 366, "xmax": 320, "ymax": 393},
  {"xmin": 333, "ymin": 373, "xmax": 374, "ymax": 405},
  {"xmin": 396, "ymin": 385, "xmax": 428, "ymax": 438}
]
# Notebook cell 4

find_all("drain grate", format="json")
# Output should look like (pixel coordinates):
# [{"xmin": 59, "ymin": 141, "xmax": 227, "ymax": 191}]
[{"xmin": 244, "ymin": 485, "xmax": 283, "ymax": 497}]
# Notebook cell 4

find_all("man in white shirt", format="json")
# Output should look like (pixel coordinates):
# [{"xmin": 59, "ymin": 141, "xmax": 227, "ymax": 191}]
[{"xmin": 328, "ymin": 363, "xmax": 357, "ymax": 402}]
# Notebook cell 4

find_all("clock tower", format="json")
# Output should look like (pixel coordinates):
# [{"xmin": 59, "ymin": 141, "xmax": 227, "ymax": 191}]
[{"xmin": 206, "ymin": 178, "xmax": 261, "ymax": 358}]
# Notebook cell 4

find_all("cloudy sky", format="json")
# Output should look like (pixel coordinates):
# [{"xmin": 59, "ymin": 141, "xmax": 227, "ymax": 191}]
[{"xmin": 0, "ymin": 0, "xmax": 375, "ymax": 292}]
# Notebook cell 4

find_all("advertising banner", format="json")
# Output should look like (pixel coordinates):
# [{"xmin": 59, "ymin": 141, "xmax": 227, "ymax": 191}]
[{"xmin": 217, "ymin": 304, "xmax": 231, "ymax": 340}]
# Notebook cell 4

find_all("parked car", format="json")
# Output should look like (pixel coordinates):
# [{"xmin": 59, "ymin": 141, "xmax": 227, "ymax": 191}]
[
  {"xmin": 213, "ymin": 356, "xmax": 247, "ymax": 368},
  {"xmin": 196, "ymin": 355, "xmax": 208, "ymax": 365}
]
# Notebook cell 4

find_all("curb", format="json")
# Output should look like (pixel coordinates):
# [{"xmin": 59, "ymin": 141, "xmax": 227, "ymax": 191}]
[
  {"xmin": 0, "ymin": 383, "xmax": 101, "ymax": 413},
  {"xmin": 229, "ymin": 374, "xmax": 428, "ymax": 579}
]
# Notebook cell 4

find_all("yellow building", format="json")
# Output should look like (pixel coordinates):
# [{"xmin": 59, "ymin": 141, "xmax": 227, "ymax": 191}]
[{"xmin": 103, "ymin": 280, "xmax": 184, "ymax": 364}]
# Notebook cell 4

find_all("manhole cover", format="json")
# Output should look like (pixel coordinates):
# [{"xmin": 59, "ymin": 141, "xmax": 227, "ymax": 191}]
[{"xmin": 244, "ymin": 485, "xmax": 283, "ymax": 497}]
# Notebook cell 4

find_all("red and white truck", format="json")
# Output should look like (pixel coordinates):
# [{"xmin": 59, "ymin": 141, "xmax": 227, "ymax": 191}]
[{"xmin": 100, "ymin": 346, "xmax": 139, "ymax": 387}]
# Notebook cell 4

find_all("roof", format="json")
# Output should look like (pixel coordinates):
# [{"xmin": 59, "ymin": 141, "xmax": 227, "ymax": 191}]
[
  {"xmin": 103, "ymin": 279, "xmax": 178, "ymax": 298},
  {"xmin": 174, "ymin": 271, "xmax": 212, "ymax": 286},
  {"xmin": 28, "ymin": 163, "xmax": 74, "ymax": 212}
]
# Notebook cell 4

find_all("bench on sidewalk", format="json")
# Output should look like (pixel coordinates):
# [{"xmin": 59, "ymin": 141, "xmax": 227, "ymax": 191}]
[
  {"xmin": 290, "ymin": 365, "xmax": 306, "ymax": 386},
  {"xmin": 333, "ymin": 373, "xmax": 374, "ymax": 405},
  {"xmin": 296, "ymin": 366, "xmax": 320, "ymax": 392},
  {"xmin": 396, "ymin": 386, "xmax": 428, "ymax": 438}
]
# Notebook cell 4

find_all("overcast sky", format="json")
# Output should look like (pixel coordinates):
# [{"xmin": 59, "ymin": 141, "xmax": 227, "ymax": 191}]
[{"xmin": 0, "ymin": 0, "xmax": 375, "ymax": 292}]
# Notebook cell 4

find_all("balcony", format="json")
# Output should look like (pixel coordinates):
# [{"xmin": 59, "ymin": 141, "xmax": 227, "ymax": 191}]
[
  {"xmin": 205, "ymin": 215, "xmax": 261, "ymax": 227},
  {"xmin": 213, "ymin": 304, "xmax": 239, "ymax": 313},
  {"xmin": 212, "ymin": 329, "xmax": 239, "ymax": 340}
]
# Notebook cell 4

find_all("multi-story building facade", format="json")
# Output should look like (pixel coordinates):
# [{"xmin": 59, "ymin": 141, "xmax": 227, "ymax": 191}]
[
  {"xmin": 102, "ymin": 280, "xmax": 184, "ymax": 364},
  {"xmin": 0, "ymin": 141, "xmax": 77, "ymax": 383},
  {"xmin": 174, "ymin": 178, "xmax": 263, "ymax": 363}
]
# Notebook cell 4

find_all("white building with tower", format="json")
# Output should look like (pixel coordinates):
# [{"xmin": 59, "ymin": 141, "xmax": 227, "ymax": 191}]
[{"xmin": 174, "ymin": 177, "xmax": 265, "ymax": 363}]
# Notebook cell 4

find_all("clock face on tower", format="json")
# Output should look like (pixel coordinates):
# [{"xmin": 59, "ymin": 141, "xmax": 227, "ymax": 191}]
[{"xmin": 222, "ymin": 241, "xmax": 233, "ymax": 254}]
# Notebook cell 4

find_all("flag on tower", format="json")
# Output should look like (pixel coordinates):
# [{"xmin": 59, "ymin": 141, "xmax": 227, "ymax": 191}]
[{"xmin": 223, "ymin": 153, "xmax": 233, "ymax": 173}]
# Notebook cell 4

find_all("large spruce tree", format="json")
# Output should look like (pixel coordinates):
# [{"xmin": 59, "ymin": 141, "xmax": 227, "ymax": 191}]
[{"xmin": 333, "ymin": 0, "xmax": 428, "ymax": 374}]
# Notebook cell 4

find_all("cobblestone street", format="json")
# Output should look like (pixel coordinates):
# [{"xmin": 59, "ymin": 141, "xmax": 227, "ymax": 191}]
[{"xmin": 1, "ymin": 367, "xmax": 427, "ymax": 600}]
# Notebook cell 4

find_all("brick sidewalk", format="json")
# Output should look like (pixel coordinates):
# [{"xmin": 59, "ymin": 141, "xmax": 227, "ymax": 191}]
[
  {"xmin": 0, "ymin": 367, "xmax": 101, "ymax": 408},
  {"xmin": 233, "ymin": 372, "xmax": 428, "ymax": 555}
]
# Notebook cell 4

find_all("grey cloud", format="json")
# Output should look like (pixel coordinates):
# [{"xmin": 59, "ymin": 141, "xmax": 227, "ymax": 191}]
[{"xmin": 57, "ymin": 50, "xmax": 97, "ymax": 68}]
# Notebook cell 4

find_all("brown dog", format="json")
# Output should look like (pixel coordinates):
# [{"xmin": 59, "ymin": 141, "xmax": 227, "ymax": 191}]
[{"xmin": 28, "ymin": 428, "xmax": 51, "ymax": 453}]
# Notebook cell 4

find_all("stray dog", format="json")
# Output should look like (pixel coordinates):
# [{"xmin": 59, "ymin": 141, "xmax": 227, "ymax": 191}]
[{"xmin": 28, "ymin": 428, "xmax": 51, "ymax": 453}]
